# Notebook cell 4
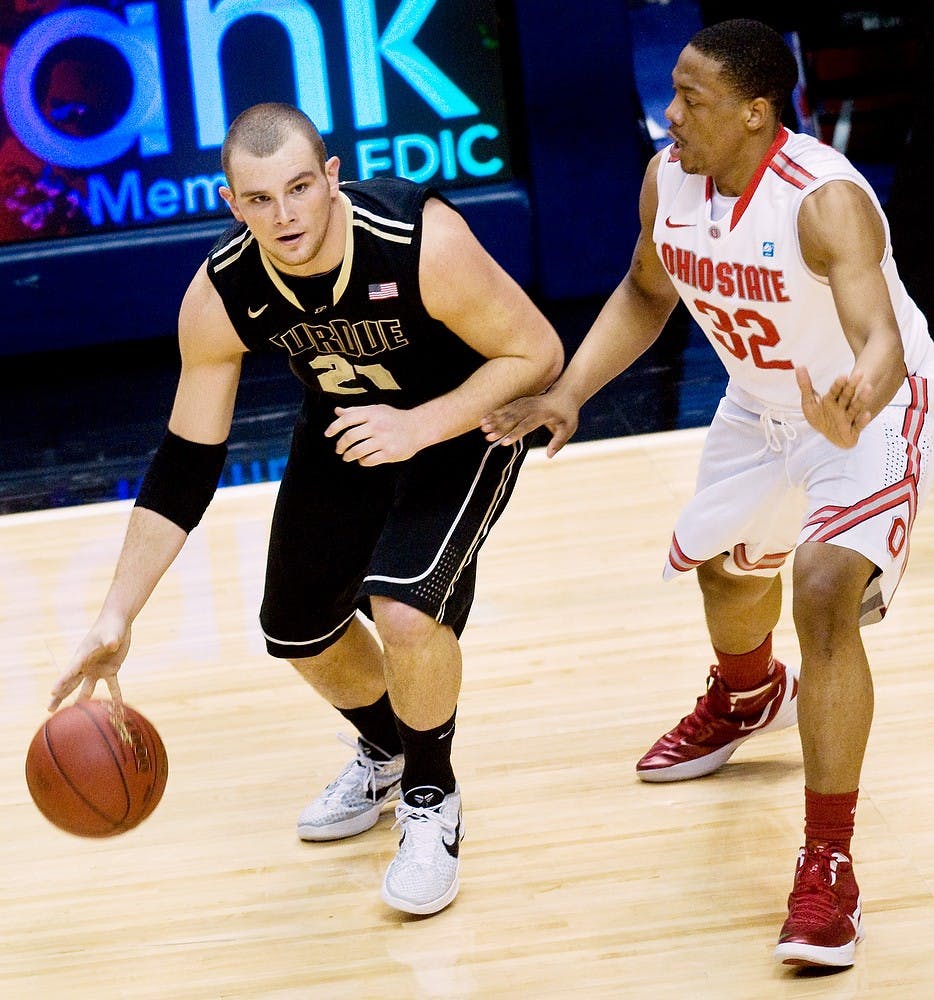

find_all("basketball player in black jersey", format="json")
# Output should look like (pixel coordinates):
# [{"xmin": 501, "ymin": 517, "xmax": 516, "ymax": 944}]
[{"xmin": 48, "ymin": 102, "xmax": 563, "ymax": 916}]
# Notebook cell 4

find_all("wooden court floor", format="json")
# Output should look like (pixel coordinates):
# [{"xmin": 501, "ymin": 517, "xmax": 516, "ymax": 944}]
[{"xmin": 2, "ymin": 427, "xmax": 933, "ymax": 999}]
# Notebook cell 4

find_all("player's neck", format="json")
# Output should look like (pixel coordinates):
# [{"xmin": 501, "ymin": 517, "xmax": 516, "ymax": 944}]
[
  {"xmin": 711, "ymin": 126, "xmax": 784, "ymax": 198},
  {"xmin": 278, "ymin": 197, "xmax": 347, "ymax": 278}
]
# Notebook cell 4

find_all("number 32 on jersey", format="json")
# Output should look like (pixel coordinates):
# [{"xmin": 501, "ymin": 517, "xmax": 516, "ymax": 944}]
[{"xmin": 695, "ymin": 298, "xmax": 792, "ymax": 370}]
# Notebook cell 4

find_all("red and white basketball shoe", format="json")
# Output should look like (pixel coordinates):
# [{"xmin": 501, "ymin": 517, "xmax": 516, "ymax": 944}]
[
  {"xmin": 775, "ymin": 845, "xmax": 863, "ymax": 967},
  {"xmin": 635, "ymin": 661, "xmax": 798, "ymax": 781}
]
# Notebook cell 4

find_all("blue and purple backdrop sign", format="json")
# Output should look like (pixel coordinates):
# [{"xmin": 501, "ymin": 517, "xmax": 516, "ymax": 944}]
[{"xmin": 0, "ymin": 0, "xmax": 513, "ymax": 246}]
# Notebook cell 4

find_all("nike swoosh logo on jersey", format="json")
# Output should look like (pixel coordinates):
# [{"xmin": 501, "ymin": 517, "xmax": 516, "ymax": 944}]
[
  {"xmin": 248, "ymin": 303, "xmax": 269, "ymax": 318},
  {"xmin": 665, "ymin": 216, "xmax": 695, "ymax": 228}
]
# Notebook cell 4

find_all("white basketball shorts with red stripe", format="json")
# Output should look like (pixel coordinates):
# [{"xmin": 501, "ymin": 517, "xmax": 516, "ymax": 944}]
[{"xmin": 663, "ymin": 374, "xmax": 933, "ymax": 626}]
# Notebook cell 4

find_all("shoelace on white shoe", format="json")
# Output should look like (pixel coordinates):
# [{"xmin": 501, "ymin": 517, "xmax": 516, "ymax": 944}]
[
  {"xmin": 758, "ymin": 409, "xmax": 798, "ymax": 454},
  {"xmin": 392, "ymin": 800, "xmax": 457, "ymax": 863},
  {"xmin": 318, "ymin": 733, "xmax": 383, "ymax": 804}
]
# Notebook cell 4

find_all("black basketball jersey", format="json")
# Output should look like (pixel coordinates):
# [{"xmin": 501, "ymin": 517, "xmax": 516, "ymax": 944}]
[{"xmin": 206, "ymin": 178, "xmax": 484, "ymax": 410}]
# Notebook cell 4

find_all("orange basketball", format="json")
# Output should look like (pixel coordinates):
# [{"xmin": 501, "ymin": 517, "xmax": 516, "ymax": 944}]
[{"xmin": 25, "ymin": 700, "xmax": 168, "ymax": 837}]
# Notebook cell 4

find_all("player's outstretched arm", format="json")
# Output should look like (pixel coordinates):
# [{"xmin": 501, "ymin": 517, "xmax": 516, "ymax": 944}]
[
  {"xmin": 50, "ymin": 266, "xmax": 245, "ymax": 713},
  {"xmin": 795, "ymin": 180, "xmax": 906, "ymax": 448},
  {"xmin": 480, "ymin": 385, "xmax": 580, "ymax": 458},
  {"xmin": 483, "ymin": 152, "xmax": 680, "ymax": 455},
  {"xmin": 48, "ymin": 508, "xmax": 186, "ymax": 715}
]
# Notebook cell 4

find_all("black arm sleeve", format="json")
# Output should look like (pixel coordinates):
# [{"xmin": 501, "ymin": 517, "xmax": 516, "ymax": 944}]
[{"xmin": 134, "ymin": 430, "xmax": 228, "ymax": 533}]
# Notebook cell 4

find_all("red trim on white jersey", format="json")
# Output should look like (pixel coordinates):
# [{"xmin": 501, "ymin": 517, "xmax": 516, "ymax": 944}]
[
  {"xmin": 802, "ymin": 505, "xmax": 845, "ymax": 532},
  {"xmin": 731, "ymin": 544, "xmax": 791, "ymax": 572},
  {"xmin": 902, "ymin": 374, "xmax": 929, "ymax": 480},
  {"xmin": 728, "ymin": 128, "xmax": 791, "ymax": 231},
  {"xmin": 804, "ymin": 376, "xmax": 928, "ymax": 545},
  {"xmin": 769, "ymin": 150, "xmax": 816, "ymax": 190},
  {"xmin": 668, "ymin": 533, "xmax": 703, "ymax": 572},
  {"xmin": 804, "ymin": 479, "xmax": 918, "ymax": 544}
]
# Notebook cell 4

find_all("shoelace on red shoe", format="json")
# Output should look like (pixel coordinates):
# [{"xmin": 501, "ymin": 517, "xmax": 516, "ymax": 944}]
[
  {"xmin": 672, "ymin": 688, "xmax": 722, "ymax": 737},
  {"xmin": 668, "ymin": 668, "xmax": 776, "ymax": 735},
  {"xmin": 787, "ymin": 849, "xmax": 849, "ymax": 926}
]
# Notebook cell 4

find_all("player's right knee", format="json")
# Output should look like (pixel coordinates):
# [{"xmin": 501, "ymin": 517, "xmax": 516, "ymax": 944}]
[{"xmin": 370, "ymin": 596, "xmax": 439, "ymax": 652}]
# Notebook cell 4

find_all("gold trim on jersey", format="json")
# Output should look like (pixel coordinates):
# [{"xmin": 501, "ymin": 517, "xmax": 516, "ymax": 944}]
[
  {"xmin": 332, "ymin": 192, "xmax": 354, "ymax": 305},
  {"xmin": 351, "ymin": 204, "xmax": 415, "ymax": 245},
  {"xmin": 211, "ymin": 228, "xmax": 254, "ymax": 272},
  {"xmin": 256, "ymin": 245, "xmax": 302, "ymax": 310},
  {"xmin": 352, "ymin": 220, "xmax": 414, "ymax": 244}
]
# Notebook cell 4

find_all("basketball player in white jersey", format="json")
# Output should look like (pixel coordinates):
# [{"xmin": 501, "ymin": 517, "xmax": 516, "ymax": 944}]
[{"xmin": 483, "ymin": 18, "xmax": 934, "ymax": 970}]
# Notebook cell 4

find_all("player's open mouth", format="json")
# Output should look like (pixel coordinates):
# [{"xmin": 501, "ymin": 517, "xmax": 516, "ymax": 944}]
[{"xmin": 278, "ymin": 233, "xmax": 302, "ymax": 244}]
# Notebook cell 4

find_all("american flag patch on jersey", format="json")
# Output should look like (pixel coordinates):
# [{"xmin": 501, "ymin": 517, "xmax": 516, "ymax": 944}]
[{"xmin": 368, "ymin": 281, "xmax": 399, "ymax": 300}]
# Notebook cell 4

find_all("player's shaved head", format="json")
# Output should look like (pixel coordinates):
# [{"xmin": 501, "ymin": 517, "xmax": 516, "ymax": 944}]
[{"xmin": 222, "ymin": 102, "xmax": 327, "ymax": 189}]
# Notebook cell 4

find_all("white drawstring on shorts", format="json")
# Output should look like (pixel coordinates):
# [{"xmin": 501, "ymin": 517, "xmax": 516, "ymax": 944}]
[{"xmin": 759, "ymin": 409, "xmax": 798, "ymax": 453}]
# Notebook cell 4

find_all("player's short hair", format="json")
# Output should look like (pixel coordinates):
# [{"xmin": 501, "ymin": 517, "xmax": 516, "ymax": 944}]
[
  {"xmin": 688, "ymin": 19, "xmax": 799, "ymax": 119},
  {"xmin": 221, "ymin": 102, "xmax": 327, "ymax": 188}
]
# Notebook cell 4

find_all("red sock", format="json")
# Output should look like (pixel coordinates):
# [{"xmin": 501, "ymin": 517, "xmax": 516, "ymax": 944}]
[
  {"xmin": 714, "ymin": 634, "xmax": 774, "ymax": 690},
  {"xmin": 804, "ymin": 786, "xmax": 858, "ymax": 853}
]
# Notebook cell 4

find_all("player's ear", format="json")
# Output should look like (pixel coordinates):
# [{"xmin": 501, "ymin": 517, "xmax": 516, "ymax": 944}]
[
  {"xmin": 219, "ymin": 185, "xmax": 244, "ymax": 221},
  {"xmin": 745, "ymin": 97, "xmax": 770, "ymax": 132},
  {"xmin": 325, "ymin": 156, "xmax": 341, "ymax": 194}
]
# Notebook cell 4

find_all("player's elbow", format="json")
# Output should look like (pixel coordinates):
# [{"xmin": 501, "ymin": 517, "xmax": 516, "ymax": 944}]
[{"xmin": 533, "ymin": 328, "xmax": 565, "ymax": 393}]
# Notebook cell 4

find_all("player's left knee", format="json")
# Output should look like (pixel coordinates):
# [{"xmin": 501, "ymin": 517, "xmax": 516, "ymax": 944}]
[{"xmin": 792, "ymin": 549, "xmax": 872, "ymax": 635}]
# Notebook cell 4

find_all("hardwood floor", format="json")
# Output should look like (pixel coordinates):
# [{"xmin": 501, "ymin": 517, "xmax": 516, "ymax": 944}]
[{"xmin": 2, "ymin": 428, "xmax": 932, "ymax": 998}]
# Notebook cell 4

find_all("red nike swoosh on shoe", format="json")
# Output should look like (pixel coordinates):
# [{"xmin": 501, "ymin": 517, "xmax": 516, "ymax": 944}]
[{"xmin": 665, "ymin": 216, "xmax": 695, "ymax": 228}]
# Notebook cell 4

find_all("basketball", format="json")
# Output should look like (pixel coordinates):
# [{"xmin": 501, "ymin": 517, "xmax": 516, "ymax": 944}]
[{"xmin": 25, "ymin": 700, "xmax": 168, "ymax": 837}]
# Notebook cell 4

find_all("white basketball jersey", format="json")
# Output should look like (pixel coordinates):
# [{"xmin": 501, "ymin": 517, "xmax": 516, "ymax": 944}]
[{"xmin": 653, "ymin": 128, "xmax": 931, "ymax": 413}]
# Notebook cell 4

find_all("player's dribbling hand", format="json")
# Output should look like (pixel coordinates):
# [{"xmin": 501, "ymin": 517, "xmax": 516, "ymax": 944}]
[
  {"xmin": 481, "ymin": 390, "xmax": 579, "ymax": 458},
  {"xmin": 49, "ymin": 616, "xmax": 129, "ymax": 723},
  {"xmin": 796, "ymin": 365, "xmax": 874, "ymax": 449}
]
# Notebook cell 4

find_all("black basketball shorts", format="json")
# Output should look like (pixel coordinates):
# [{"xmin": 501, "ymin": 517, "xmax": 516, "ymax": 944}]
[{"xmin": 259, "ymin": 410, "xmax": 530, "ymax": 658}]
